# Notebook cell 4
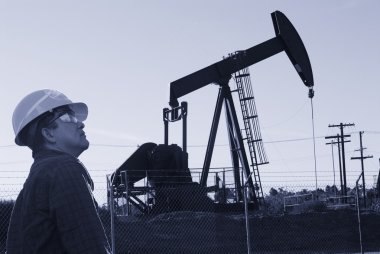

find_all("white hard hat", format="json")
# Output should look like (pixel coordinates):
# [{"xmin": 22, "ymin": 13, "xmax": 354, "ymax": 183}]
[{"xmin": 12, "ymin": 89, "xmax": 88, "ymax": 146}]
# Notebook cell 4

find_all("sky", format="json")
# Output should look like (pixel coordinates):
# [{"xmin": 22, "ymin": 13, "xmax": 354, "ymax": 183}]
[{"xmin": 1, "ymin": 0, "xmax": 380, "ymax": 202}]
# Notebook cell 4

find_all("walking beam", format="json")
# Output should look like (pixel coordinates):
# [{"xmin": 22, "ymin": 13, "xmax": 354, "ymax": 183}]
[{"xmin": 169, "ymin": 10, "xmax": 313, "ymax": 108}]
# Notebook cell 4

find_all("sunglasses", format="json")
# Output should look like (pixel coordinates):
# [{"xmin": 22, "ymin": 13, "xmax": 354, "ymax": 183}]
[{"xmin": 48, "ymin": 112, "xmax": 79, "ymax": 125}]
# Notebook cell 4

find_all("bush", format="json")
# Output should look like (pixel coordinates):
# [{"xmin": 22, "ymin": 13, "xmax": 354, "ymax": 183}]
[
  {"xmin": 371, "ymin": 199, "xmax": 380, "ymax": 213},
  {"xmin": 263, "ymin": 194, "xmax": 284, "ymax": 215},
  {"xmin": 263, "ymin": 187, "xmax": 328, "ymax": 215},
  {"xmin": 289, "ymin": 200, "xmax": 327, "ymax": 214}
]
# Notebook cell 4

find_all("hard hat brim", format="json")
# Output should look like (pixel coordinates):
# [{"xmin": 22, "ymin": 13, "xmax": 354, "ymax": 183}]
[{"xmin": 68, "ymin": 102, "xmax": 88, "ymax": 122}]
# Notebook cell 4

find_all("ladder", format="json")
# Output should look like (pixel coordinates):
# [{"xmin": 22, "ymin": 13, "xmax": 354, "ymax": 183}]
[{"xmin": 232, "ymin": 66, "xmax": 268, "ymax": 203}]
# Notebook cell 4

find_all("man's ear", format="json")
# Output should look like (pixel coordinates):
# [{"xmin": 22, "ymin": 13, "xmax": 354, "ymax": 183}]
[{"xmin": 41, "ymin": 128, "xmax": 56, "ymax": 143}]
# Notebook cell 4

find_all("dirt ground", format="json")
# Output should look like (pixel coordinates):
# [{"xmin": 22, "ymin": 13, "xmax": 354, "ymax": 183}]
[{"xmin": 111, "ymin": 210, "xmax": 380, "ymax": 254}]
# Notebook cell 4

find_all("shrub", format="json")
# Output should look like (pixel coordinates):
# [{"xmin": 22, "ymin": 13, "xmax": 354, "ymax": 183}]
[
  {"xmin": 263, "ymin": 194, "xmax": 284, "ymax": 215},
  {"xmin": 371, "ymin": 199, "xmax": 380, "ymax": 213},
  {"xmin": 290, "ymin": 200, "xmax": 327, "ymax": 214}
]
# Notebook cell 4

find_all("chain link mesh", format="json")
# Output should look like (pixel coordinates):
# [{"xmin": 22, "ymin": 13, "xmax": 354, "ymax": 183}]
[{"xmin": 2, "ymin": 172, "xmax": 380, "ymax": 253}]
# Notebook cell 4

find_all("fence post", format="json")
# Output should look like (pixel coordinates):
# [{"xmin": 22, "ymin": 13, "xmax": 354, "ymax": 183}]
[
  {"xmin": 107, "ymin": 176, "xmax": 116, "ymax": 254},
  {"xmin": 222, "ymin": 168, "xmax": 226, "ymax": 203},
  {"xmin": 122, "ymin": 171, "xmax": 129, "ymax": 216},
  {"xmin": 242, "ymin": 169, "xmax": 252, "ymax": 254},
  {"xmin": 355, "ymin": 172, "xmax": 364, "ymax": 254}
]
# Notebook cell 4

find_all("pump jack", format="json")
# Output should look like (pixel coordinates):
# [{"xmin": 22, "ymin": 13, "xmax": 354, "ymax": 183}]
[
  {"xmin": 166, "ymin": 11, "xmax": 314, "ymax": 207},
  {"xmin": 110, "ymin": 11, "xmax": 314, "ymax": 214}
]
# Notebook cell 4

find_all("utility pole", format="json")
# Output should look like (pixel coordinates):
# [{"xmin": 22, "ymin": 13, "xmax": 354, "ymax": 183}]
[
  {"xmin": 337, "ymin": 139, "xmax": 343, "ymax": 196},
  {"xmin": 325, "ymin": 141, "xmax": 336, "ymax": 195},
  {"xmin": 325, "ymin": 134, "xmax": 350, "ymax": 196},
  {"xmin": 351, "ymin": 131, "xmax": 373, "ymax": 208},
  {"xmin": 328, "ymin": 123, "xmax": 354, "ymax": 196}
]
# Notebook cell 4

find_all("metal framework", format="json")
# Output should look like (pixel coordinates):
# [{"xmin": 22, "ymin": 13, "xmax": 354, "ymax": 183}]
[
  {"xmin": 232, "ymin": 64, "xmax": 268, "ymax": 203},
  {"xmin": 167, "ymin": 11, "xmax": 314, "ymax": 207},
  {"xmin": 108, "ymin": 10, "xmax": 314, "ymax": 212}
]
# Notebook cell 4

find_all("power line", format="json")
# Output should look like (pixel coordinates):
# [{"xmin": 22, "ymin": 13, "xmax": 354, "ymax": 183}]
[
  {"xmin": 0, "ymin": 145, "xmax": 17, "ymax": 148},
  {"xmin": 2, "ymin": 130, "xmax": 380, "ymax": 149},
  {"xmin": 91, "ymin": 143, "xmax": 140, "ymax": 148},
  {"xmin": 264, "ymin": 136, "xmax": 325, "ymax": 144},
  {"xmin": 0, "ymin": 135, "xmax": 327, "ymax": 149}
]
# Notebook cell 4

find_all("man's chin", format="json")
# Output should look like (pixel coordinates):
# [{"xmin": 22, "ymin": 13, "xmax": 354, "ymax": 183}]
[
  {"xmin": 78, "ymin": 140, "xmax": 90, "ymax": 154},
  {"xmin": 83, "ymin": 139, "xmax": 90, "ymax": 150}
]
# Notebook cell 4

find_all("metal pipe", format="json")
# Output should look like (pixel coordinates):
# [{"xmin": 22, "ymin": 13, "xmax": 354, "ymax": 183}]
[
  {"xmin": 163, "ymin": 108, "xmax": 169, "ymax": 145},
  {"xmin": 201, "ymin": 88, "xmax": 224, "ymax": 187},
  {"xmin": 225, "ymin": 86, "xmax": 256, "ymax": 203},
  {"xmin": 181, "ymin": 102, "xmax": 187, "ymax": 154},
  {"xmin": 122, "ymin": 171, "xmax": 129, "ymax": 216},
  {"xmin": 225, "ymin": 99, "xmax": 242, "ymax": 202},
  {"xmin": 223, "ymin": 168, "xmax": 226, "ymax": 203}
]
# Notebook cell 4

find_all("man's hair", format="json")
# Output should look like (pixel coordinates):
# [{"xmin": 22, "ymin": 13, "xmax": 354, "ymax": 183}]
[
  {"xmin": 18, "ymin": 105, "xmax": 72, "ymax": 152},
  {"xmin": 18, "ymin": 113, "xmax": 58, "ymax": 152}
]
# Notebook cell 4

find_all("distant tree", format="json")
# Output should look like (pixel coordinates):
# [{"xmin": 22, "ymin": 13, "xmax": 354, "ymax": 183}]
[
  {"xmin": 348, "ymin": 186, "xmax": 360, "ymax": 196},
  {"xmin": 317, "ymin": 188, "xmax": 325, "ymax": 193},
  {"xmin": 310, "ymin": 188, "xmax": 324, "ymax": 194},
  {"xmin": 331, "ymin": 185, "xmax": 339, "ymax": 194},
  {"xmin": 276, "ymin": 187, "xmax": 295, "ymax": 196},
  {"xmin": 269, "ymin": 188, "xmax": 278, "ymax": 196},
  {"xmin": 325, "ymin": 185, "xmax": 338, "ymax": 195},
  {"xmin": 367, "ymin": 188, "xmax": 377, "ymax": 199}
]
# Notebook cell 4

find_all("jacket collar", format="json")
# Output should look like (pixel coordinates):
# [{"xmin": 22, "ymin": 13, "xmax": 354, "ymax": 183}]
[{"xmin": 32, "ymin": 149, "xmax": 74, "ymax": 160}]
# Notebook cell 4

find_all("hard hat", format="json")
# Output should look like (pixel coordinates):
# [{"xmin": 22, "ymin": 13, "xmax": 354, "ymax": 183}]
[{"xmin": 12, "ymin": 89, "xmax": 88, "ymax": 146}]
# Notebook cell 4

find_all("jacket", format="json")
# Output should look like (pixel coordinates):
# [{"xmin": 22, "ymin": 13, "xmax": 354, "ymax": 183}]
[{"xmin": 6, "ymin": 149, "xmax": 111, "ymax": 254}]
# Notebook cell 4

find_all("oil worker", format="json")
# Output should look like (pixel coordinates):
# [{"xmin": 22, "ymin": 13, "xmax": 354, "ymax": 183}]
[{"xmin": 6, "ymin": 89, "xmax": 111, "ymax": 254}]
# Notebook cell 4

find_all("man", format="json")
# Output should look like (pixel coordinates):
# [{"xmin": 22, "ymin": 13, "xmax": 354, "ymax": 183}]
[{"xmin": 7, "ymin": 89, "xmax": 111, "ymax": 254}]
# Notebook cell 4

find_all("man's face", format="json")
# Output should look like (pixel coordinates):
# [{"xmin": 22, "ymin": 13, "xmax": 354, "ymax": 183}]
[{"xmin": 51, "ymin": 112, "xmax": 89, "ymax": 157}]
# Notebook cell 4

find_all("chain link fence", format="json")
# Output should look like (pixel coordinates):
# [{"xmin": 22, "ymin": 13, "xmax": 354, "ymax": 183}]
[
  {"xmin": 104, "ymin": 168, "xmax": 380, "ymax": 254},
  {"xmin": 2, "ymin": 167, "xmax": 380, "ymax": 253}
]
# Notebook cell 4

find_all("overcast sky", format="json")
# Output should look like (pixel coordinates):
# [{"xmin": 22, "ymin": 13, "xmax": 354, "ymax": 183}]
[{"xmin": 1, "ymin": 1, "xmax": 380, "ymax": 201}]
